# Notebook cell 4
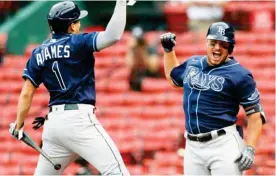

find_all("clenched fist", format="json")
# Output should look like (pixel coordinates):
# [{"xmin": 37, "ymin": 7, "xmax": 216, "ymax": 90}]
[{"xmin": 160, "ymin": 32, "xmax": 176, "ymax": 53}]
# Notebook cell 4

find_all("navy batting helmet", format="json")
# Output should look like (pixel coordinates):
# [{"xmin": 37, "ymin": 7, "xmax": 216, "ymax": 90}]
[
  {"xmin": 47, "ymin": 1, "xmax": 88, "ymax": 33},
  {"xmin": 206, "ymin": 22, "xmax": 235, "ymax": 54}
]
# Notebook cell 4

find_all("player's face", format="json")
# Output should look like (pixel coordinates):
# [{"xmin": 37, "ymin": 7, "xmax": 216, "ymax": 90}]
[{"xmin": 206, "ymin": 39, "xmax": 230, "ymax": 66}]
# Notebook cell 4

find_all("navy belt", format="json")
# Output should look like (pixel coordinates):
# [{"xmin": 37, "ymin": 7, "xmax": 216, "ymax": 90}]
[
  {"xmin": 187, "ymin": 129, "xmax": 226, "ymax": 142},
  {"xmin": 49, "ymin": 104, "xmax": 79, "ymax": 112}
]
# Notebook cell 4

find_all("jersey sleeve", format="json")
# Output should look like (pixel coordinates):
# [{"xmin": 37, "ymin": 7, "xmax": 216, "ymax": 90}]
[
  {"xmin": 22, "ymin": 56, "xmax": 42, "ymax": 88},
  {"xmin": 78, "ymin": 32, "xmax": 99, "ymax": 52},
  {"xmin": 170, "ymin": 61, "xmax": 188, "ymax": 87},
  {"xmin": 237, "ymin": 73, "xmax": 260, "ymax": 108}
]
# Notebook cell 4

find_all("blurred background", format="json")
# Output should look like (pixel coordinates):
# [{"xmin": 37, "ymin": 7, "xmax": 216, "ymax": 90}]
[{"xmin": 0, "ymin": 0, "xmax": 274, "ymax": 175}]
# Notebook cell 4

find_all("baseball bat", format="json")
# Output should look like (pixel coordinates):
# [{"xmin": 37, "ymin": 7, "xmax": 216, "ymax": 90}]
[{"xmin": 21, "ymin": 131, "xmax": 61, "ymax": 170}]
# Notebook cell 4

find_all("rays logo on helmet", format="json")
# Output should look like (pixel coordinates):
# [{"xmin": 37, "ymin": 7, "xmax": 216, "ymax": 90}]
[{"xmin": 217, "ymin": 26, "xmax": 225, "ymax": 35}]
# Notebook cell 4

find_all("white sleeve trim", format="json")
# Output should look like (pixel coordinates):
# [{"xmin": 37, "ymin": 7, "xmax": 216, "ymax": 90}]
[
  {"xmin": 240, "ymin": 97, "xmax": 260, "ymax": 105},
  {"xmin": 92, "ymin": 32, "xmax": 99, "ymax": 52},
  {"xmin": 22, "ymin": 74, "xmax": 39, "ymax": 87},
  {"xmin": 171, "ymin": 76, "xmax": 182, "ymax": 87}
]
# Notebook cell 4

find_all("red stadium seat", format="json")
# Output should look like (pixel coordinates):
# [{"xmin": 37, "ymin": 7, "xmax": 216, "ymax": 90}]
[
  {"xmin": 25, "ymin": 44, "xmax": 38, "ymax": 58},
  {"xmin": 0, "ymin": 141, "xmax": 20, "ymax": 153},
  {"xmin": 257, "ymin": 81, "xmax": 275, "ymax": 93},
  {"xmin": 94, "ymin": 44, "xmax": 126, "ymax": 57},
  {"xmin": 149, "ymin": 165, "xmax": 182, "ymax": 175},
  {"xmin": 123, "ymin": 92, "xmax": 183, "ymax": 106},
  {"xmin": 110, "ymin": 67, "xmax": 130, "ymax": 81},
  {"xmin": 237, "ymin": 55, "xmax": 274, "ymax": 69},
  {"xmin": 244, "ymin": 168, "xmax": 256, "ymax": 175},
  {"xmin": 251, "ymin": 68, "xmax": 275, "ymax": 80},
  {"xmin": 0, "ymin": 128, "xmax": 12, "ymax": 141},
  {"xmin": 0, "ymin": 81, "xmax": 23, "ymax": 93},
  {"xmin": 142, "ymin": 78, "xmax": 171, "ymax": 93},
  {"xmin": 118, "ymin": 140, "xmax": 144, "ymax": 153},
  {"xmin": 256, "ymin": 144, "xmax": 274, "ymax": 155},
  {"xmin": 0, "ymin": 152, "xmax": 13, "ymax": 165},
  {"xmin": 127, "ymin": 165, "xmax": 145, "ymax": 175},
  {"xmin": 0, "ymin": 93, "xmax": 20, "ymax": 105},
  {"xmin": 21, "ymin": 164, "xmax": 37, "ymax": 175},
  {"xmin": 96, "ymin": 93, "xmax": 125, "ymax": 106},
  {"xmin": 8, "ymin": 153, "xmax": 38, "ymax": 170},
  {"xmin": 256, "ymin": 166, "xmax": 275, "ymax": 175},
  {"xmin": 154, "ymin": 151, "xmax": 183, "ymax": 166},
  {"xmin": 0, "ymin": 164, "xmax": 20, "ymax": 175},
  {"xmin": 107, "ymin": 80, "xmax": 129, "ymax": 93},
  {"xmin": 1, "ymin": 104, "xmax": 17, "ymax": 118},
  {"xmin": 32, "ymin": 94, "xmax": 49, "ymax": 106},
  {"xmin": 95, "ymin": 56, "xmax": 126, "ymax": 68},
  {"xmin": 0, "ymin": 68, "xmax": 23, "ymax": 81},
  {"xmin": 63, "ymin": 162, "xmax": 81, "ymax": 175},
  {"xmin": 1, "ymin": 55, "xmax": 28, "ymax": 69},
  {"xmin": 141, "ymin": 105, "xmax": 169, "ymax": 119}
]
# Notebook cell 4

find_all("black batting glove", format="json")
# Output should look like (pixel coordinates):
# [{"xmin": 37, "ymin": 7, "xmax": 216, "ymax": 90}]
[
  {"xmin": 236, "ymin": 145, "xmax": 255, "ymax": 171},
  {"xmin": 32, "ymin": 116, "xmax": 47, "ymax": 130},
  {"xmin": 160, "ymin": 32, "xmax": 176, "ymax": 53}
]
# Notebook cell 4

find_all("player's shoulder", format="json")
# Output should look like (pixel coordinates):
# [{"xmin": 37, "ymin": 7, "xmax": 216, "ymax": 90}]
[
  {"xmin": 30, "ymin": 38, "xmax": 51, "ymax": 57},
  {"xmin": 69, "ymin": 32, "xmax": 99, "ymax": 48},
  {"xmin": 71, "ymin": 32, "xmax": 98, "ymax": 40},
  {"xmin": 185, "ymin": 55, "xmax": 206, "ymax": 65},
  {"xmin": 231, "ymin": 56, "xmax": 252, "ymax": 76}
]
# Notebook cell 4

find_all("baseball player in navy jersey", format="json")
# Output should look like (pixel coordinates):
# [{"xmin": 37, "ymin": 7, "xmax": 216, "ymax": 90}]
[
  {"xmin": 160, "ymin": 22, "xmax": 266, "ymax": 175},
  {"xmin": 9, "ymin": 0, "xmax": 135, "ymax": 175}
]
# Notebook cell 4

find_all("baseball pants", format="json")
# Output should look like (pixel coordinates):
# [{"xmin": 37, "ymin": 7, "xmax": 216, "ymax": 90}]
[
  {"xmin": 34, "ymin": 104, "xmax": 129, "ymax": 175},
  {"xmin": 184, "ymin": 124, "xmax": 245, "ymax": 175}
]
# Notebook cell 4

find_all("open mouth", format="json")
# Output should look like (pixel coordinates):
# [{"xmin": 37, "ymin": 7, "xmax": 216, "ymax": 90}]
[{"xmin": 213, "ymin": 52, "xmax": 222, "ymax": 60}]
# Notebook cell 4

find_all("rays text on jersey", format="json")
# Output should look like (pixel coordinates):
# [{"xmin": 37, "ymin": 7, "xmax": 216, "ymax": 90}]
[
  {"xmin": 184, "ymin": 66, "xmax": 225, "ymax": 92},
  {"xmin": 36, "ymin": 45, "xmax": 70, "ymax": 66}
]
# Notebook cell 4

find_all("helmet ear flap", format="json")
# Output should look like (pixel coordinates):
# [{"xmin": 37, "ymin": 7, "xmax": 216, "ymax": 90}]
[{"xmin": 228, "ymin": 44, "xmax": 234, "ymax": 54}]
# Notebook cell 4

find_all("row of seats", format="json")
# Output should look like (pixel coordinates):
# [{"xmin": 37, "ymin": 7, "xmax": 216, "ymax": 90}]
[
  {"xmin": 1, "ymin": 77, "xmax": 266, "ymax": 95},
  {"xmin": 1, "ymin": 58, "xmax": 274, "ymax": 81},
  {"xmin": 1, "ymin": 114, "xmax": 274, "ymax": 153},
  {"xmin": 92, "ymin": 44, "xmax": 275, "ymax": 57},
  {"xmin": 0, "ymin": 94, "xmax": 274, "ymax": 120},
  {"xmin": 23, "ymin": 32, "xmax": 275, "ymax": 58},
  {"xmin": 1, "ymin": 53, "xmax": 274, "ymax": 69}
]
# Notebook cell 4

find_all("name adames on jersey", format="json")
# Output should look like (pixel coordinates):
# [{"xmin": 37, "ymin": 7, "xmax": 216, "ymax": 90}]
[{"xmin": 36, "ymin": 45, "xmax": 70, "ymax": 66}]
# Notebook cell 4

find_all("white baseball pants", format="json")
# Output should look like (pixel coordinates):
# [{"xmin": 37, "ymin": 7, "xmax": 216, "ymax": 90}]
[
  {"xmin": 34, "ymin": 104, "xmax": 129, "ymax": 175},
  {"xmin": 184, "ymin": 124, "xmax": 245, "ymax": 175}
]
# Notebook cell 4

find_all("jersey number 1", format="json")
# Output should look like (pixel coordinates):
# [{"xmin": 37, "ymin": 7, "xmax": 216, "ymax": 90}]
[{"xmin": 52, "ymin": 61, "xmax": 66, "ymax": 90}]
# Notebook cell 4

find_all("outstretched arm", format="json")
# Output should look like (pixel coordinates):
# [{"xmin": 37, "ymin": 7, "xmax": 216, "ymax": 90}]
[
  {"xmin": 164, "ymin": 51, "xmax": 179, "ymax": 87},
  {"xmin": 160, "ymin": 33, "xmax": 180, "ymax": 87},
  {"xmin": 96, "ymin": 0, "xmax": 127, "ymax": 51}
]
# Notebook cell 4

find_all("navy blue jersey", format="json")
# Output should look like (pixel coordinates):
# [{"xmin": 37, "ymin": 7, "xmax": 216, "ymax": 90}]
[
  {"xmin": 23, "ymin": 32, "xmax": 99, "ymax": 106},
  {"xmin": 171, "ymin": 56, "xmax": 260, "ymax": 134}
]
